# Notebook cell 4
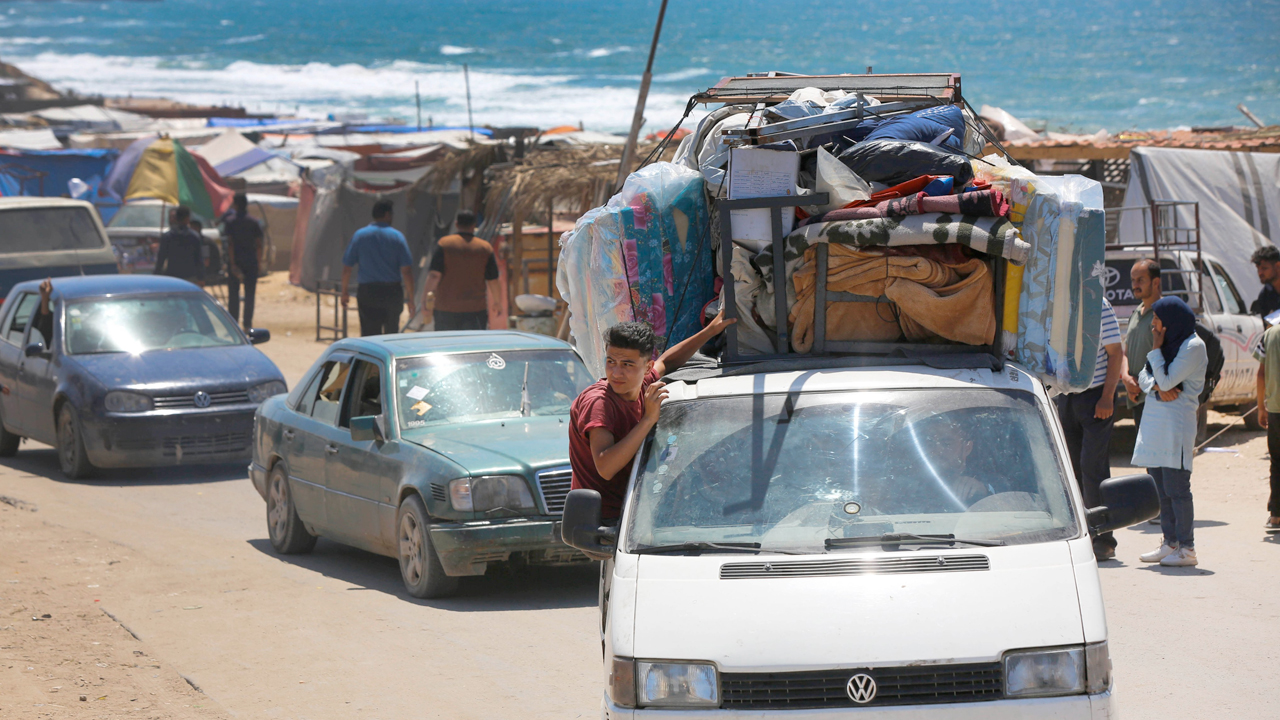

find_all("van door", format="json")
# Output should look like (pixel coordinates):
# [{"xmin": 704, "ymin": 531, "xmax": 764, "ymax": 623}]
[{"xmin": 1206, "ymin": 259, "xmax": 1262, "ymax": 399}]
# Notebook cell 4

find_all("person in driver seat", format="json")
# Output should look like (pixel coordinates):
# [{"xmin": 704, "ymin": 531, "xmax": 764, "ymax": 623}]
[{"xmin": 911, "ymin": 416, "xmax": 990, "ymax": 510}]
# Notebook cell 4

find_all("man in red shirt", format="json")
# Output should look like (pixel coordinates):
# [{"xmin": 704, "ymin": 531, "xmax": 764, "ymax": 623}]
[{"xmin": 569, "ymin": 312, "xmax": 734, "ymax": 521}]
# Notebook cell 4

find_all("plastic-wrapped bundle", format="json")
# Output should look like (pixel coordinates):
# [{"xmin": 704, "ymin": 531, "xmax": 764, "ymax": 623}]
[
  {"xmin": 838, "ymin": 139, "xmax": 975, "ymax": 187},
  {"xmin": 556, "ymin": 162, "xmax": 713, "ymax": 378},
  {"xmin": 1010, "ymin": 174, "xmax": 1106, "ymax": 393}
]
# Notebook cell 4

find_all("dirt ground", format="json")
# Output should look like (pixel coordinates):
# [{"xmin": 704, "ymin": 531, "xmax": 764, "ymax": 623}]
[{"xmin": 1, "ymin": 277, "xmax": 1278, "ymax": 718}]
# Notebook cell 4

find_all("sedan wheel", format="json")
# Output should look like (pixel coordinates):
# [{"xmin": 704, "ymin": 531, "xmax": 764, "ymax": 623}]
[
  {"xmin": 266, "ymin": 464, "xmax": 316, "ymax": 554},
  {"xmin": 397, "ymin": 494, "xmax": 457, "ymax": 598},
  {"xmin": 56, "ymin": 404, "xmax": 93, "ymax": 479},
  {"xmin": 0, "ymin": 403, "xmax": 21, "ymax": 457}
]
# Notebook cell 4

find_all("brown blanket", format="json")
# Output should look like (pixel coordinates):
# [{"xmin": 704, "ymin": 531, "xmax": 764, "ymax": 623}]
[{"xmin": 789, "ymin": 244, "xmax": 996, "ymax": 353}]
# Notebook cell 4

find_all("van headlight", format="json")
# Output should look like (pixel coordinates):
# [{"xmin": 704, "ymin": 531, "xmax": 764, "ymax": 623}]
[
  {"xmin": 1004, "ymin": 646, "xmax": 1085, "ymax": 697},
  {"xmin": 248, "ymin": 380, "xmax": 287, "ymax": 403},
  {"xmin": 636, "ymin": 661, "xmax": 719, "ymax": 707},
  {"xmin": 448, "ymin": 476, "xmax": 536, "ymax": 513},
  {"xmin": 105, "ymin": 391, "xmax": 153, "ymax": 413}
]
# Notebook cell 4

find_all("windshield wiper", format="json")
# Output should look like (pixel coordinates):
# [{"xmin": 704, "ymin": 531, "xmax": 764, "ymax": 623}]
[
  {"xmin": 825, "ymin": 533, "xmax": 1003, "ymax": 549},
  {"xmin": 632, "ymin": 541, "xmax": 763, "ymax": 555}
]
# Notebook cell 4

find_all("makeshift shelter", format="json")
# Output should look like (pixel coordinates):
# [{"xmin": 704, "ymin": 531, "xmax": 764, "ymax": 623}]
[
  {"xmin": 0, "ymin": 128, "xmax": 61, "ymax": 151},
  {"xmin": 193, "ymin": 129, "xmax": 278, "ymax": 177},
  {"xmin": 1118, "ymin": 146, "xmax": 1280, "ymax": 302},
  {"xmin": 0, "ymin": 147, "xmax": 117, "ymax": 200},
  {"xmin": 245, "ymin": 193, "xmax": 300, "ymax": 272}
]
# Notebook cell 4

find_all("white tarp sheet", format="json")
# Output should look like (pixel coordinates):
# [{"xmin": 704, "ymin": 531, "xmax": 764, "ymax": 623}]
[{"xmin": 1120, "ymin": 147, "xmax": 1279, "ymax": 302}]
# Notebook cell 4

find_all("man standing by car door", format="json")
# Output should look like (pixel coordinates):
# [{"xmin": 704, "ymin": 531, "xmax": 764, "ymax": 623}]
[
  {"xmin": 1250, "ymin": 245, "xmax": 1280, "ymax": 318},
  {"xmin": 1123, "ymin": 259, "xmax": 1162, "ymax": 429},
  {"xmin": 221, "ymin": 192, "xmax": 264, "ymax": 331},
  {"xmin": 421, "ymin": 210, "xmax": 500, "ymax": 331},
  {"xmin": 154, "ymin": 205, "xmax": 204, "ymax": 285},
  {"xmin": 1055, "ymin": 297, "xmax": 1125, "ymax": 561},
  {"xmin": 340, "ymin": 200, "xmax": 417, "ymax": 337}
]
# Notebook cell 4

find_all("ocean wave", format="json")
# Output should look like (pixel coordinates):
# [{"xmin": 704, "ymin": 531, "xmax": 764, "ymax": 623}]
[
  {"xmin": 582, "ymin": 46, "xmax": 632, "ymax": 59},
  {"xmin": 10, "ymin": 52, "xmax": 706, "ymax": 133},
  {"xmin": 439, "ymin": 45, "xmax": 477, "ymax": 56},
  {"xmin": 222, "ymin": 34, "xmax": 266, "ymax": 45}
]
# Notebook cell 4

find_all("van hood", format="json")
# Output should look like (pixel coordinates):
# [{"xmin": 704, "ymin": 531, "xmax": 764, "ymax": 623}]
[
  {"xmin": 403, "ymin": 416, "xmax": 570, "ymax": 474},
  {"xmin": 629, "ymin": 543, "xmax": 1084, "ymax": 670}
]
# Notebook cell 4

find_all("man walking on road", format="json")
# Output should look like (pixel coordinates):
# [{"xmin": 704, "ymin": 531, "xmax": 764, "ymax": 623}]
[
  {"xmin": 421, "ymin": 210, "xmax": 500, "ymax": 332},
  {"xmin": 341, "ymin": 200, "xmax": 416, "ymax": 337},
  {"xmin": 1123, "ymin": 258, "xmax": 1163, "ymax": 429},
  {"xmin": 1250, "ymin": 245, "xmax": 1280, "ymax": 318},
  {"xmin": 221, "ymin": 193, "xmax": 264, "ymax": 330},
  {"xmin": 1055, "ymin": 297, "xmax": 1125, "ymax": 561},
  {"xmin": 154, "ymin": 205, "xmax": 204, "ymax": 285}
]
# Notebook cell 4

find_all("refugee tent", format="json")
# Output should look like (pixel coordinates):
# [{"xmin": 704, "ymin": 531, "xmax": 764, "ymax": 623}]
[
  {"xmin": 1119, "ymin": 147, "xmax": 1280, "ymax": 302},
  {"xmin": 0, "ymin": 128, "xmax": 61, "ymax": 151},
  {"xmin": 193, "ymin": 129, "xmax": 278, "ymax": 177},
  {"xmin": 244, "ymin": 193, "xmax": 299, "ymax": 272},
  {"xmin": 0, "ymin": 147, "xmax": 117, "ymax": 201},
  {"xmin": 31, "ymin": 105, "xmax": 151, "ymax": 134}
]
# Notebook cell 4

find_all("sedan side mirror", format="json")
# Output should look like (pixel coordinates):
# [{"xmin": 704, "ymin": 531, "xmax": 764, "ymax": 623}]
[
  {"xmin": 1086, "ymin": 473, "xmax": 1159, "ymax": 536},
  {"xmin": 561, "ymin": 489, "xmax": 617, "ymax": 560},
  {"xmin": 350, "ymin": 415, "xmax": 385, "ymax": 443},
  {"xmin": 24, "ymin": 341, "xmax": 45, "ymax": 358},
  {"xmin": 247, "ymin": 328, "xmax": 271, "ymax": 345}
]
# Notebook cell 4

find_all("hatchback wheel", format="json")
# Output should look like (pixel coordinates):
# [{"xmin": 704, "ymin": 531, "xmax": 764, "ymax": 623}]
[
  {"xmin": 266, "ymin": 464, "xmax": 316, "ymax": 554},
  {"xmin": 56, "ymin": 404, "xmax": 93, "ymax": 479},
  {"xmin": 397, "ymin": 494, "xmax": 457, "ymax": 598}
]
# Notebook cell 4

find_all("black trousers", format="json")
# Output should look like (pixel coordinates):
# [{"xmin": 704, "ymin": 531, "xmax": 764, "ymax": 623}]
[
  {"xmin": 1055, "ymin": 384, "xmax": 1117, "ymax": 550},
  {"xmin": 433, "ymin": 309, "xmax": 489, "ymax": 331},
  {"xmin": 226, "ymin": 264, "xmax": 258, "ymax": 328},
  {"xmin": 357, "ymin": 282, "xmax": 404, "ymax": 337},
  {"xmin": 1268, "ymin": 413, "xmax": 1280, "ymax": 516}
]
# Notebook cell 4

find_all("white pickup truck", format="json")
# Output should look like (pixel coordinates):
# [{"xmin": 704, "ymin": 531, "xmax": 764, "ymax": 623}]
[
  {"xmin": 1104, "ymin": 249, "xmax": 1262, "ymax": 420},
  {"xmin": 564, "ymin": 356, "xmax": 1158, "ymax": 718}
]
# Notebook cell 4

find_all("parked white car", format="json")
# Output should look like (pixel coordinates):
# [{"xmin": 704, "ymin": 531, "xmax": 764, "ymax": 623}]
[
  {"xmin": 1104, "ymin": 249, "xmax": 1262, "ymax": 415},
  {"xmin": 564, "ymin": 359, "xmax": 1157, "ymax": 718}
]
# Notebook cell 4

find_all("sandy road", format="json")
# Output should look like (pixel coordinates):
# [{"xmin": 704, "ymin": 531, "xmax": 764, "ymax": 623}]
[{"xmin": 1, "ymin": 287, "xmax": 1278, "ymax": 717}]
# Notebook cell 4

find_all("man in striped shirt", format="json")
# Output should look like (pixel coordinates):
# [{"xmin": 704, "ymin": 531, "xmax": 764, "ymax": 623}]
[{"xmin": 1054, "ymin": 297, "xmax": 1125, "ymax": 561}]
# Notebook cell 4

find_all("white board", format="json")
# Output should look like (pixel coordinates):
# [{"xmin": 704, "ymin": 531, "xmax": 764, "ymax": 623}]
[{"xmin": 728, "ymin": 147, "xmax": 799, "ymax": 253}]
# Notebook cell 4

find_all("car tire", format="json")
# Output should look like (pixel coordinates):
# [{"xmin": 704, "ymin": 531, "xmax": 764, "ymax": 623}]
[
  {"xmin": 0, "ymin": 405, "xmax": 20, "ymax": 457},
  {"xmin": 56, "ymin": 404, "xmax": 93, "ymax": 480},
  {"xmin": 266, "ymin": 464, "xmax": 317, "ymax": 554},
  {"xmin": 396, "ymin": 494, "xmax": 458, "ymax": 599}
]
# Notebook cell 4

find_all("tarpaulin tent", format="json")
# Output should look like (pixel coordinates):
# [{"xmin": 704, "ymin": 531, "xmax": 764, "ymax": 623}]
[
  {"xmin": 101, "ymin": 136, "xmax": 234, "ymax": 221},
  {"xmin": 0, "ymin": 148, "xmax": 118, "ymax": 199},
  {"xmin": 1120, "ymin": 147, "xmax": 1280, "ymax": 301},
  {"xmin": 193, "ymin": 129, "xmax": 279, "ymax": 177}
]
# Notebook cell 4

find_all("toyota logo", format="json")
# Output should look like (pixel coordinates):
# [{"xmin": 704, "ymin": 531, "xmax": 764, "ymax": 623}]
[
  {"xmin": 193, "ymin": 391, "xmax": 212, "ymax": 409},
  {"xmin": 1102, "ymin": 266, "xmax": 1121, "ymax": 288},
  {"xmin": 846, "ymin": 673, "xmax": 877, "ymax": 704}
]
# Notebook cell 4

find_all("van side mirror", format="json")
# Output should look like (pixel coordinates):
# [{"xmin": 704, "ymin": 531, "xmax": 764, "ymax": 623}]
[
  {"xmin": 24, "ymin": 341, "xmax": 45, "ymax": 358},
  {"xmin": 350, "ymin": 415, "xmax": 385, "ymax": 443},
  {"xmin": 561, "ymin": 489, "xmax": 617, "ymax": 560},
  {"xmin": 1086, "ymin": 473, "xmax": 1159, "ymax": 535},
  {"xmin": 247, "ymin": 328, "xmax": 270, "ymax": 344}
]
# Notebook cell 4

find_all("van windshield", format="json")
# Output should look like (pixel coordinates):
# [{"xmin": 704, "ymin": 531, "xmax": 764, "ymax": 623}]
[
  {"xmin": 627, "ymin": 389, "xmax": 1078, "ymax": 553},
  {"xmin": 0, "ymin": 207, "xmax": 103, "ymax": 254}
]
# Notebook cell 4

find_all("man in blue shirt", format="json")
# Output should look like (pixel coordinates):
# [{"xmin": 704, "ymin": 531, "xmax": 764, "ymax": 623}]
[{"xmin": 340, "ymin": 200, "xmax": 417, "ymax": 336}]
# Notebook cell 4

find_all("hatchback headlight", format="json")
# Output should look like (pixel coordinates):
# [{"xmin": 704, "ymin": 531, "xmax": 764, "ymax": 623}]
[
  {"xmin": 248, "ymin": 380, "xmax": 287, "ymax": 403},
  {"xmin": 637, "ymin": 661, "xmax": 719, "ymax": 707},
  {"xmin": 105, "ymin": 391, "xmax": 153, "ymax": 413},
  {"xmin": 1004, "ymin": 646, "xmax": 1085, "ymax": 697},
  {"xmin": 448, "ymin": 476, "xmax": 536, "ymax": 513}
]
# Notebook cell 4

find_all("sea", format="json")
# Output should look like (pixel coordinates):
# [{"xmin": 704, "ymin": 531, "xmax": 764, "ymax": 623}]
[{"xmin": 2, "ymin": 0, "xmax": 1277, "ymax": 134}]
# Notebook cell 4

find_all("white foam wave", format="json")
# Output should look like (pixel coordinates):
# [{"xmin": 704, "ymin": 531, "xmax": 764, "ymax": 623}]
[
  {"xmin": 439, "ymin": 45, "xmax": 477, "ymax": 56},
  {"xmin": 583, "ymin": 46, "xmax": 632, "ymax": 58},
  {"xmin": 11, "ymin": 53, "xmax": 707, "ymax": 133},
  {"xmin": 222, "ymin": 34, "xmax": 266, "ymax": 45}
]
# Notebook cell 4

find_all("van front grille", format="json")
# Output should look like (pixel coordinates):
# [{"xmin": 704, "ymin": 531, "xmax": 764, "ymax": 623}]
[{"xmin": 721, "ymin": 661, "xmax": 1003, "ymax": 709}]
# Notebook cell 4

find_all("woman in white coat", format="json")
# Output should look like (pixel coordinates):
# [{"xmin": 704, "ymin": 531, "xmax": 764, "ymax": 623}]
[{"xmin": 1132, "ymin": 297, "xmax": 1207, "ymax": 567}]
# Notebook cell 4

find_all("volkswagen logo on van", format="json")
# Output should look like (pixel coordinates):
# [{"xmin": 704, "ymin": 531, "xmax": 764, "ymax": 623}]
[
  {"xmin": 193, "ymin": 391, "xmax": 212, "ymax": 409},
  {"xmin": 846, "ymin": 673, "xmax": 877, "ymax": 704}
]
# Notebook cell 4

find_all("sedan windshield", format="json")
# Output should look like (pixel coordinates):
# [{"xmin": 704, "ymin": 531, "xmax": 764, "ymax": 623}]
[
  {"xmin": 65, "ymin": 295, "xmax": 244, "ymax": 354},
  {"xmin": 627, "ymin": 389, "xmax": 1077, "ymax": 553},
  {"xmin": 395, "ymin": 350, "xmax": 593, "ymax": 430}
]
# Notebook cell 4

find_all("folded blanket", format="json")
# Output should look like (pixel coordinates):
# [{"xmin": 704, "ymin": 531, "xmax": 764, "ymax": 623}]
[
  {"xmin": 788, "ymin": 244, "xmax": 995, "ymax": 353},
  {"xmin": 805, "ymin": 189, "xmax": 1010, "ymax": 225}
]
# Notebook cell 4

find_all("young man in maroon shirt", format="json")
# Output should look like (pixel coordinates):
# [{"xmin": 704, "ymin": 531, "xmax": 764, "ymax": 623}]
[{"xmin": 569, "ymin": 313, "xmax": 734, "ymax": 522}]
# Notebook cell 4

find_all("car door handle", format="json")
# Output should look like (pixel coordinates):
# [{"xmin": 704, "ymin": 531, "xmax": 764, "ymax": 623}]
[
  {"xmin": 325, "ymin": 444, "xmax": 339, "ymax": 455},
  {"xmin": 282, "ymin": 429, "xmax": 295, "ymax": 440}
]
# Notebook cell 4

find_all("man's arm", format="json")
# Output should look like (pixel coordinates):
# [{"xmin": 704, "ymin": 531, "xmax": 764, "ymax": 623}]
[
  {"xmin": 1258, "ymin": 363, "xmax": 1269, "ymax": 429},
  {"xmin": 421, "ymin": 270, "xmax": 442, "ymax": 307},
  {"xmin": 486, "ymin": 278, "xmax": 502, "ymax": 322},
  {"xmin": 652, "ymin": 309, "xmax": 736, "ymax": 377},
  {"xmin": 340, "ymin": 266, "xmax": 353, "ymax": 307},
  {"xmin": 154, "ymin": 237, "xmax": 168, "ymax": 276},
  {"xmin": 588, "ymin": 382, "xmax": 668, "ymax": 480},
  {"xmin": 400, "ymin": 266, "xmax": 417, "ymax": 316},
  {"xmin": 1095, "ymin": 343, "xmax": 1122, "ymax": 419},
  {"xmin": 255, "ymin": 224, "xmax": 265, "ymax": 267}
]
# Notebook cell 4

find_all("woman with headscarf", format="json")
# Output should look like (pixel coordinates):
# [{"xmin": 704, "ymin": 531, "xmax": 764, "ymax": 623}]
[{"xmin": 1132, "ymin": 297, "xmax": 1207, "ymax": 567}]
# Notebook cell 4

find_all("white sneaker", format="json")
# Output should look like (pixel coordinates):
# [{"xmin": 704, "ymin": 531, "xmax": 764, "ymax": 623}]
[
  {"xmin": 1160, "ymin": 546, "xmax": 1198, "ymax": 567},
  {"xmin": 1139, "ymin": 542, "xmax": 1177, "ymax": 563}
]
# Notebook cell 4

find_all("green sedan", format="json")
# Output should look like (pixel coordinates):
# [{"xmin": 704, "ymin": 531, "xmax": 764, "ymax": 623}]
[{"xmin": 249, "ymin": 331, "xmax": 595, "ymax": 597}]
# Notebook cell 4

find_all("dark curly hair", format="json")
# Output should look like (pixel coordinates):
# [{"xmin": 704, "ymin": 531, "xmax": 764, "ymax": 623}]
[
  {"xmin": 1252, "ymin": 245, "xmax": 1280, "ymax": 265},
  {"xmin": 603, "ymin": 321, "xmax": 656, "ymax": 357}
]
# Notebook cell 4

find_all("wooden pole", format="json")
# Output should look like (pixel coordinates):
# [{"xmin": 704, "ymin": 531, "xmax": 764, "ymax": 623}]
[
  {"xmin": 615, "ymin": 0, "xmax": 670, "ymax": 188},
  {"xmin": 415, "ymin": 80, "xmax": 422, "ymax": 131},
  {"xmin": 463, "ymin": 64, "xmax": 476, "ymax": 143},
  {"xmin": 547, "ymin": 200, "xmax": 555, "ymax": 298}
]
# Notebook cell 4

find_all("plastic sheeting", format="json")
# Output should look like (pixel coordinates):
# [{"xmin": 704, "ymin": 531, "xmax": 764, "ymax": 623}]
[
  {"xmin": 1120, "ymin": 147, "xmax": 1280, "ymax": 304},
  {"xmin": 838, "ymin": 140, "xmax": 974, "ymax": 188},
  {"xmin": 556, "ymin": 162, "xmax": 714, "ymax": 378}
]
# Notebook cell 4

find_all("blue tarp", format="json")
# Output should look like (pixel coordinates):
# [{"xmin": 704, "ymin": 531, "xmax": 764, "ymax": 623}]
[
  {"xmin": 0, "ymin": 148, "xmax": 118, "ymax": 199},
  {"xmin": 329, "ymin": 125, "xmax": 494, "ymax": 136},
  {"xmin": 213, "ymin": 147, "xmax": 278, "ymax": 177}
]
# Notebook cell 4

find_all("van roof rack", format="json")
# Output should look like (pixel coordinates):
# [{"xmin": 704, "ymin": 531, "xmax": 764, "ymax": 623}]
[{"xmin": 693, "ymin": 73, "xmax": 962, "ymax": 106}]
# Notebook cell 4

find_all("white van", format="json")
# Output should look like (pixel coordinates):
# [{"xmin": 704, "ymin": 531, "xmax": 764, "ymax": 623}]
[{"xmin": 564, "ymin": 358, "xmax": 1157, "ymax": 718}]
